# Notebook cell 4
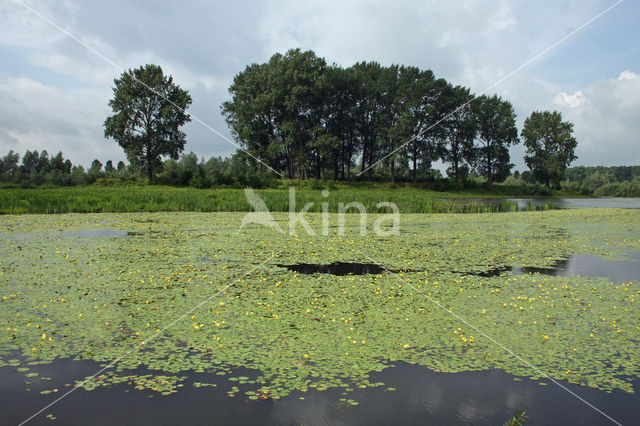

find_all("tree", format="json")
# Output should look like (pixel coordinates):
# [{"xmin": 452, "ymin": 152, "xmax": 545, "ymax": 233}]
[
  {"xmin": 50, "ymin": 152, "xmax": 71, "ymax": 174},
  {"xmin": 440, "ymin": 85, "xmax": 477, "ymax": 183},
  {"xmin": 21, "ymin": 150, "xmax": 40, "ymax": 174},
  {"xmin": 104, "ymin": 64, "xmax": 192, "ymax": 183},
  {"xmin": 0, "ymin": 150, "xmax": 20, "ymax": 177},
  {"xmin": 472, "ymin": 95, "xmax": 519, "ymax": 183},
  {"xmin": 222, "ymin": 49, "xmax": 327, "ymax": 179},
  {"xmin": 350, "ymin": 61, "xmax": 387, "ymax": 179},
  {"xmin": 405, "ymin": 71, "xmax": 444, "ymax": 184},
  {"xmin": 521, "ymin": 110, "xmax": 577, "ymax": 188}
]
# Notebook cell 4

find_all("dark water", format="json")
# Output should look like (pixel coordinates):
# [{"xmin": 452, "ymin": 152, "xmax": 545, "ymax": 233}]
[
  {"xmin": 463, "ymin": 254, "xmax": 640, "ymax": 284},
  {"xmin": 2, "ymin": 358, "xmax": 637, "ymax": 426},
  {"xmin": 6, "ymin": 230, "xmax": 142, "ymax": 240},
  {"xmin": 58, "ymin": 230, "xmax": 141, "ymax": 238},
  {"xmin": 278, "ymin": 262, "xmax": 387, "ymax": 275},
  {"xmin": 281, "ymin": 255, "xmax": 640, "ymax": 283}
]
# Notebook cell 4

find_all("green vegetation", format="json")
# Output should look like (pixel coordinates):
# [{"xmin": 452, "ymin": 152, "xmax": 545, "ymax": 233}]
[
  {"xmin": 104, "ymin": 64, "xmax": 192, "ymax": 183},
  {"xmin": 522, "ymin": 111, "xmax": 577, "ymax": 188},
  {"xmin": 222, "ymin": 49, "xmax": 527, "ymax": 182},
  {"xmin": 1, "ymin": 209, "xmax": 639, "ymax": 403},
  {"xmin": 503, "ymin": 411, "xmax": 528, "ymax": 426},
  {"xmin": 0, "ymin": 185, "xmax": 557, "ymax": 215},
  {"xmin": 561, "ymin": 165, "xmax": 640, "ymax": 197},
  {"xmin": 2, "ymin": 51, "xmax": 581, "ymax": 190}
]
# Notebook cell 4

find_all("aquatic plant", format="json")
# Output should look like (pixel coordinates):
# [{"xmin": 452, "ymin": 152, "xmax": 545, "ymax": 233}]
[{"xmin": 0, "ymin": 209, "xmax": 638, "ymax": 402}]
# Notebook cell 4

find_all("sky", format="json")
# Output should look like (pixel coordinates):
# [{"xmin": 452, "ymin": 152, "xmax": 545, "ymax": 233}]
[{"xmin": 0, "ymin": 0, "xmax": 639, "ymax": 173}]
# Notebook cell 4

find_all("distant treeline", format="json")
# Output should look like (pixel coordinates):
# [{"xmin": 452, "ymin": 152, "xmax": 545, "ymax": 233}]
[
  {"xmin": 561, "ymin": 165, "xmax": 640, "ymax": 197},
  {"xmin": 2, "ymin": 149, "xmax": 639, "ymax": 197},
  {"xmin": 222, "ymin": 49, "xmax": 520, "ymax": 184}
]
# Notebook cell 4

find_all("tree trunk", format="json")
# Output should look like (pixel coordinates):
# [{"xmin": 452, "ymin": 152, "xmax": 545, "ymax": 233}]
[
  {"xmin": 390, "ymin": 155, "xmax": 395, "ymax": 184},
  {"xmin": 146, "ymin": 139, "xmax": 153, "ymax": 184},
  {"xmin": 454, "ymin": 157, "xmax": 459, "ymax": 183},
  {"xmin": 487, "ymin": 144, "xmax": 492, "ymax": 184},
  {"xmin": 412, "ymin": 142, "xmax": 418, "ymax": 185}
]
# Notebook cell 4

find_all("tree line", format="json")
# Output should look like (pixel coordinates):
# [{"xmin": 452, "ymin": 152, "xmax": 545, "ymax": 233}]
[
  {"xmin": 221, "ymin": 48, "xmax": 576, "ymax": 186},
  {"xmin": 3, "ymin": 50, "xmax": 582, "ymax": 189},
  {"xmin": 2, "ymin": 148, "xmax": 638, "ymax": 196}
]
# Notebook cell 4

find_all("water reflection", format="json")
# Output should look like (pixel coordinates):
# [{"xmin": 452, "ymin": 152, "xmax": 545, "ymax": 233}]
[
  {"xmin": 58, "ymin": 229, "xmax": 137, "ymax": 238},
  {"xmin": 2, "ymin": 359, "xmax": 637, "ymax": 425},
  {"xmin": 277, "ymin": 262, "xmax": 387, "ymax": 276},
  {"xmin": 441, "ymin": 197, "xmax": 640, "ymax": 211},
  {"xmin": 464, "ymin": 254, "xmax": 639, "ymax": 283}
]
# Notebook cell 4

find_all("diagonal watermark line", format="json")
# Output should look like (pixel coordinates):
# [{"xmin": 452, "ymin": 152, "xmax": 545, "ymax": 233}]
[
  {"xmin": 358, "ymin": 0, "xmax": 624, "ymax": 177},
  {"xmin": 11, "ymin": 0, "xmax": 282, "ymax": 177},
  {"xmin": 18, "ymin": 251, "xmax": 281, "ymax": 426},
  {"xmin": 356, "ymin": 249, "xmax": 622, "ymax": 426}
]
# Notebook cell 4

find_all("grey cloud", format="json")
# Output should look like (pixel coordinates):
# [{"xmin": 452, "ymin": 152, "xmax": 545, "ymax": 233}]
[{"xmin": 0, "ymin": 0, "xmax": 637, "ymax": 170}]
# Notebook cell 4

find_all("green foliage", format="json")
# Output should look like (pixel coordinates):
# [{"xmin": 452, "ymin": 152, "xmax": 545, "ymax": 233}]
[
  {"xmin": 222, "ymin": 50, "xmax": 522, "ymax": 183},
  {"xmin": 104, "ymin": 64, "xmax": 192, "ymax": 183},
  {"xmin": 503, "ymin": 411, "xmax": 528, "ymax": 426},
  {"xmin": 439, "ymin": 85, "xmax": 477, "ymax": 183},
  {"xmin": 472, "ymin": 95, "xmax": 519, "ymax": 183},
  {"xmin": 0, "ymin": 186, "xmax": 551, "ymax": 215},
  {"xmin": 562, "ymin": 165, "xmax": 640, "ymax": 195},
  {"xmin": 594, "ymin": 181, "xmax": 640, "ymax": 197},
  {"xmin": 1, "ymin": 209, "xmax": 639, "ymax": 402},
  {"xmin": 522, "ymin": 111, "xmax": 577, "ymax": 188}
]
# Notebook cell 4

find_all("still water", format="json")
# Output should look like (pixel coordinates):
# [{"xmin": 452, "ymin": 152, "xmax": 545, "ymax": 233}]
[
  {"xmin": 441, "ymin": 197, "xmax": 640, "ymax": 211},
  {"xmin": 3, "ymin": 254, "xmax": 638, "ymax": 425},
  {"xmin": 2, "ymin": 356, "xmax": 638, "ymax": 425}
]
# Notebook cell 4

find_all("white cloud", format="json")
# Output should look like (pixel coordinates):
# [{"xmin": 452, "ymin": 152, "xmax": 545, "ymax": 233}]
[
  {"xmin": 0, "ymin": 1, "xmax": 73, "ymax": 47},
  {"xmin": 0, "ymin": 77, "xmax": 124, "ymax": 166},
  {"xmin": 0, "ymin": 0, "xmax": 636, "ymax": 170},
  {"xmin": 552, "ymin": 71, "xmax": 640, "ymax": 166}
]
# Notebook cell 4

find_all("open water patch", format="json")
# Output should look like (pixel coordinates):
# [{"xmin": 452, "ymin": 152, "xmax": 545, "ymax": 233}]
[
  {"xmin": 278, "ymin": 262, "xmax": 387, "ymax": 276},
  {"xmin": 2, "ymin": 356, "xmax": 638, "ymax": 425},
  {"xmin": 461, "ymin": 254, "xmax": 640, "ymax": 283},
  {"xmin": 59, "ymin": 229, "xmax": 142, "ymax": 238}
]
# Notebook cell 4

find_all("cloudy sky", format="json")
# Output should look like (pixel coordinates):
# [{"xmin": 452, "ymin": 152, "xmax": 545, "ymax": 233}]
[{"xmin": 1, "ymin": 0, "xmax": 638, "ymax": 172}]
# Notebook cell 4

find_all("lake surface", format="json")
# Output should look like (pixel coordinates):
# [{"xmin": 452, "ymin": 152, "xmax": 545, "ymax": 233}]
[
  {"xmin": 441, "ymin": 197, "xmax": 640, "ymax": 210},
  {"xmin": 2, "ymin": 357, "xmax": 638, "ymax": 425},
  {"xmin": 1, "ymin": 211, "xmax": 639, "ymax": 425}
]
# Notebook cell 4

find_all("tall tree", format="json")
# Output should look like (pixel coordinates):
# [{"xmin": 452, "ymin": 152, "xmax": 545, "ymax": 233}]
[
  {"xmin": 405, "ymin": 72, "xmax": 444, "ymax": 184},
  {"xmin": 351, "ymin": 61, "xmax": 387, "ymax": 178},
  {"xmin": 472, "ymin": 95, "xmax": 519, "ymax": 183},
  {"xmin": 0, "ymin": 150, "xmax": 20, "ymax": 177},
  {"xmin": 324, "ymin": 66, "xmax": 359, "ymax": 179},
  {"xmin": 521, "ymin": 110, "xmax": 577, "ymax": 187},
  {"xmin": 104, "ymin": 64, "xmax": 192, "ymax": 183},
  {"xmin": 440, "ymin": 85, "xmax": 477, "ymax": 183},
  {"xmin": 223, "ymin": 49, "xmax": 326, "ymax": 179}
]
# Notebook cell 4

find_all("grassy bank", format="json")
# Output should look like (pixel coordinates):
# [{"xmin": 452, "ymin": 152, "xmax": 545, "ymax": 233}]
[{"xmin": 0, "ymin": 185, "xmax": 560, "ymax": 214}]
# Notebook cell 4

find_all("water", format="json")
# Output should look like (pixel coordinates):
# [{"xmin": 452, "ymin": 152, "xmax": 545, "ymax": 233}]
[
  {"xmin": 441, "ymin": 197, "xmax": 640, "ymax": 211},
  {"xmin": 2, "ymin": 357, "xmax": 636, "ymax": 425},
  {"xmin": 462, "ymin": 254, "xmax": 640, "ymax": 284},
  {"xmin": 278, "ymin": 262, "xmax": 387, "ymax": 275},
  {"xmin": 280, "ymin": 255, "xmax": 640, "ymax": 283},
  {"xmin": 2, "ymin": 213, "xmax": 639, "ymax": 425}
]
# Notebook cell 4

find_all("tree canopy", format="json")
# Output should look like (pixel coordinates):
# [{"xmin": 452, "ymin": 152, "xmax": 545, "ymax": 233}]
[
  {"xmin": 522, "ymin": 110, "xmax": 578, "ymax": 188},
  {"xmin": 222, "ymin": 49, "xmax": 532, "ymax": 184},
  {"xmin": 104, "ymin": 64, "xmax": 192, "ymax": 182}
]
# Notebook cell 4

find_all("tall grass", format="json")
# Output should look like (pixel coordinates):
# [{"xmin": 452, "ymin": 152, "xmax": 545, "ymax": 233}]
[{"xmin": 0, "ymin": 186, "xmax": 553, "ymax": 215}]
